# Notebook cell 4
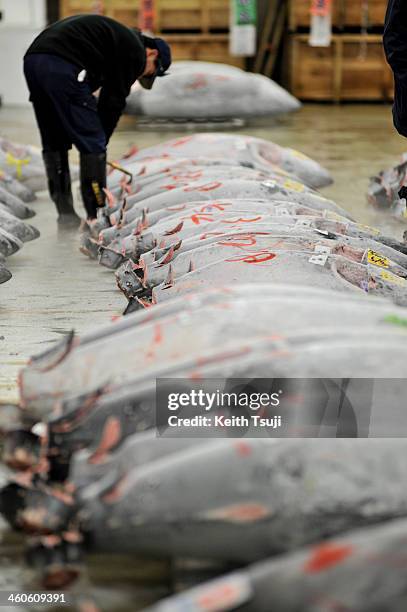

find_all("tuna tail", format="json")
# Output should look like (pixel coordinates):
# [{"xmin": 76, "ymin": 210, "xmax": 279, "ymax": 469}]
[
  {"xmin": 29, "ymin": 330, "xmax": 75, "ymax": 373},
  {"xmin": 123, "ymin": 297, "xmax": 144, "ymax": 315},
  {"xmin": 2, "ymin": 429, "xmax": 42, "ymax": 471}
]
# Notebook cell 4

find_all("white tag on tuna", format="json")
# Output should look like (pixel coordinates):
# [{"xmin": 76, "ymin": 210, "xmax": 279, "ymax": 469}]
[
  {"xmin": 77, "ymin": 69, "xmax": 87, "ymax": 82},
  {"xmin": 309, "ymin": 245, "xmax": 331, "ymax": 266}
]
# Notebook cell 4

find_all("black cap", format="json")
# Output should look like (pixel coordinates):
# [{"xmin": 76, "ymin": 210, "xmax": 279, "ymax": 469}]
[{"xmin": 139, "ymin": 37, "xmax": 172, "ymax": 90}]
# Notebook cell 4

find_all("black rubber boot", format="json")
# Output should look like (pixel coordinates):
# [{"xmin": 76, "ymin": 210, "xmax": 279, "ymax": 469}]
[
  {"xmin": 79, "ymin": 152, "xmax": 107, "ymax": 220},
  {"xmin": 42, "ymin": 151, "xmax": 81, "ymax": 228}
]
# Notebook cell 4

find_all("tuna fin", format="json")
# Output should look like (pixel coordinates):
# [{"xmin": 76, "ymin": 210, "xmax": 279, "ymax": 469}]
[
  {"xmin": 188, "ymin": 259, "xmax": 195, "ymax": 273},
  {"xmin": 88, "ymin": 417, "xmax": 122, "ymax": 464},
  {"xmin": 163, "ymin": 265, "xmax": 174, "ymax": 289},
  {"xmin": 29, "ymin": 330, "xmax": 75, "ymax": 373},
  {"xmin": 164, "ymin": 221, "xmax": 183, "ymax": 236},
  {"xmin": 141, "ymin": 209, "xmax": 148, "ymax": 230},
  {"xmin": 173, "ymin": 239, "xmax": 182, "ymax": 252},
  {"xmin": 102, "ymin": 188, "xmax": 115, "ymax": 208},
  {"xmin": 116, "ymin": 200, "xmax": 127, "ymax": 229},
  {"xmin": 156, "ymin": 246, "xmax": 175, "ymax": 266},
  {"xmin": 123, "ymin": 145, "xmax": 138, "ymax": 159}
]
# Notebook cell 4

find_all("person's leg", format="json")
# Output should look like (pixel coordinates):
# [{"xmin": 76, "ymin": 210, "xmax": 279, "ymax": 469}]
[
  {"xmin": 23, "ymin": 54, "xmax": 80, "ymax": 227},
  {"xmin": 45, "ymin": 60, "xmax": 107, "ymax": 220}
]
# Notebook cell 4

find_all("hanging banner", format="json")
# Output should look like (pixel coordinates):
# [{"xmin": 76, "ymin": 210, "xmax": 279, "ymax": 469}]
[
  {"xmin": 309, "ymin": 0, "xmax": 332, "ymax": 47},
  {"xmin": 139, "ymin": 0, "xmax": 156, "ymax": 34},
  {"xmin": 230, "ymin": 0, "xmax": 257, "ymax": 57}
]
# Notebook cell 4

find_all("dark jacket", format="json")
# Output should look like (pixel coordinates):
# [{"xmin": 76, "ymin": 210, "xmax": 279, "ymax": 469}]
[
  {"xmin": 384, "ymin": 0, "xmax": 407, "ymax": 137},
  {"xmin": 25, "ymin": 15, "xmax": 146, "ymax": 139}
]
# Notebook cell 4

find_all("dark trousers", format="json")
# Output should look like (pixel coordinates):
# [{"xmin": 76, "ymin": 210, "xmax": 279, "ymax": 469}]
[{"xmin": 23, "ymin": 53, "xmax": 106, "ymax": 154}]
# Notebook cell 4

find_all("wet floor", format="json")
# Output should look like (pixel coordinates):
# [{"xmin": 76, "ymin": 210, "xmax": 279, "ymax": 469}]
[{"xmin": 1, "ymin": 102, "xmax": 407, "ymax": 609}]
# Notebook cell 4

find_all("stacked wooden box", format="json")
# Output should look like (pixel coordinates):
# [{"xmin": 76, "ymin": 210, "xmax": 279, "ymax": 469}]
[
  {"xmin": 288, "ymin": 0, "xmax": 393, "ymax": 102},
  {"xmin": 59, "ymin": 0, "xmax": 244, "ymax": 67}
]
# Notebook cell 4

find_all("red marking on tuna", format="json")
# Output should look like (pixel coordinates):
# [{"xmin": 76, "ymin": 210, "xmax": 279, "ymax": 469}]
[
  {"xmin": 88, "ymin": 417, "xmax": 122, "ymax": 464},
  {"xmin": 226, "ymin": 251, "xmax": 277, "ymax": 264},
  {"xmin": 186, "ymin": 74, "xmax": 208, "ymax": 90},
  {"xmin": 199, "ymin": 202, "xmax": 231, "ymax": 212},
  {"xmin": 184, "ymin": 181, "xmax": 222, "ymax": 193},
  {"xmin": 189, "ymin": 213, "xmax": 215, "ymax": 225},
  {"xmin": 205, "ymin": 503, "xmax": 270, "ymax": 523},
  {"xmin": 123, "ymin": 145, "xmax": 138, "ymax": 158},
  {"xmin": 171, "ymin": 171, "xmax": 203, "ymax": 181},
  {"xmin": 171, "ymin": 136, "xmax": 194, "ymax": 147},
  {"xmin": 304, "ymin": 543, "xmax": 354, "ymax": 573},
  {"xmin": 222, "ymin": 216, "xmax": 262, "ymax": 224},
  {"xmin": 218, "ymin": 236, "xmax": 258, "ymax": 248},
  {"xmin": 235, "ymin": 441, "xmax": 252, "ymax": 456},
  {"xmin": 200, "ymin": 232, "xmax": 224, "ymax": 239},
  {"xmin": 197, "ymin": 583, "xmax": 240, "ymax": 610},
  {"xmin": 146, "ymin": 322, "xmax": 164, "ymax": 359},
  {"xmin": 101, "ymin": 474, "xmax": 128, "ymax": 504}
]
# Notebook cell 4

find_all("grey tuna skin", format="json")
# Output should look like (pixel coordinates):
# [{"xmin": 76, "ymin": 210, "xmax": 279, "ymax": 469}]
[
  {"xmin": 0, "ymin": 204, "xmax": 40, "ymax": 242},
  {"xmin": 105, "ymin": 206, "xmax": 407, "ymax": 263},
  {"xmin": 0, "ymin": 227, "xmax": 23, "ymax": 257},
  {"xmin": 99, "ymin": 214, "xmax": 365, "ymax": 267},
  {"xmin": 0, "ymin": 184, "xmax": 35, "ymax": 219},
  {"xmin": 0, "ymin": 264, "xmax": 12, "ymax": 284},
  {"xmin": 78, "ymin": 439, "xmax": 407, "ymax": 561},
  {"xmin": 108, "ymin": 180, "xmax": 348, "ymax": 227},
  {"xmin": 7, "ymin": 327, "xmax": 407, "ymax": 504},
  {"xmin": 97, "ymin": 198, "xmax": 348, "ymax": 247},
  {"xmin": 151, "ymin": 252, "xmax": 407, "ymax": 307},
  {"xmin": 114, "ymin": 166, "xmax": 287, "ymax": 210},
  {"xmin": 18, "ymin": 284, "xmax": 407, "ymax": 418},
  {"xmin": 115, "ymin": 234, "xmax": 407, "ymax": 299},
  {"xmin": 0, "ymin": 171, "xmax": 36, "ymax": 202},
  {"xmin": 114, "ymin": 133, "xmax": 333, "ymax": 189},
  {"xmin": 143, "ymin": 518, "xmax": 407, "ymax": 612}
]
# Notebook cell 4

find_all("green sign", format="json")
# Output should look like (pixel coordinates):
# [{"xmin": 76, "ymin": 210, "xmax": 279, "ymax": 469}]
[{"xmin": 232, "ymin": 0, "xmax": 257, "ymax": 26}]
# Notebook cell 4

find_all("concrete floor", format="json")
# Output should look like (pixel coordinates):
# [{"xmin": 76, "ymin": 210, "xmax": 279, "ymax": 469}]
[
  {"xmin": 1, "ymin": 102, "xmax": 407, "ymax": 606},
  {"xmin": 1, "ymin": 103, "xmax": 406, "ymax": 403}
]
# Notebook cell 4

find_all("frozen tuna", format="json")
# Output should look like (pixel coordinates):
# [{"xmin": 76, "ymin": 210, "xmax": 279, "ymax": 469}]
[
  {"xmin": 144, "ymin": 518, "xmax": 407, "ymax": 612},
  {"xmin": 72, "ymin": 439, "xmax": 407, "ymax": 560},
  {"xmin": 112, "ymin": 133, "xmax": 332, "ymax": 190},
  {"xmin": 126, "ymin": 62, "xmax": 301, "ymax": 119}
]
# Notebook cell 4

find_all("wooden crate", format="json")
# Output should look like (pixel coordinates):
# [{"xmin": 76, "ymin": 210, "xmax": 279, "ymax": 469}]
[
  {"xmin": 61, "ymin": 0, "xmax": 230, "ymax": 32},
  {"xmin": 289, "ymin": 34, "xmax": 393, "ymax": 101},
  {"xmin": 164, "ymin": 34, "xmax": 245, "ymax": 67},
  {"xmin": 289, "ymin": 0, "xmax": 387, "ymax": 31},
  {"xmin": 104, "ymin": 0, "xmax": 140, "ymax": 27}
]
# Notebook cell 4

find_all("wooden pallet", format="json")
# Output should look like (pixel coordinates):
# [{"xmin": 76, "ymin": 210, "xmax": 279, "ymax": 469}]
[
  {"xmin": 59, "ymin": 1, "xmax": 241, "ymax": 66},
  {"xmin": 60, "ymin": 0, "xmax": 230, "ymax": 31},
  {"xmin": 289, "ymin": 34, "xmax": 393, "ymax": 102},
  {"xmin": 289, "ymin": 0, "xmax": 387, "ymax": 31},
  {"xmin": 163, "ymin": 34, "xmax": 244, "ymax": 67}
]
